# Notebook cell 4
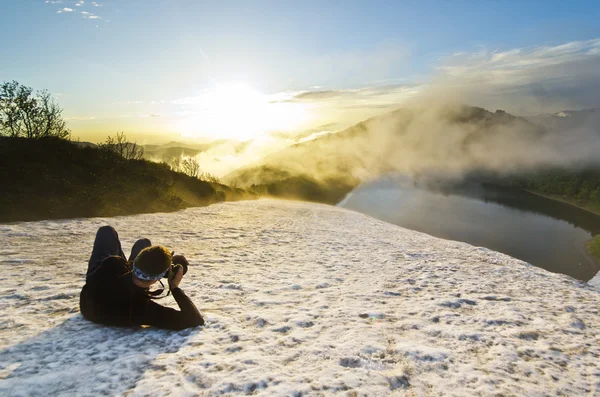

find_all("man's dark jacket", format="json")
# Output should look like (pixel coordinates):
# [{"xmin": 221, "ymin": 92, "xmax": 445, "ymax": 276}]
[{"xmin": 80, "ymin": 256, "xmax": 204, "ymax": 330}]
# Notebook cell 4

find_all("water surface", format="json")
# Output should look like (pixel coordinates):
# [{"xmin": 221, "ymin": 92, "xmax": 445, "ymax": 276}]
[{"xmin": 339, "ymin": 178, "xmax": 600, "ymax": 281}]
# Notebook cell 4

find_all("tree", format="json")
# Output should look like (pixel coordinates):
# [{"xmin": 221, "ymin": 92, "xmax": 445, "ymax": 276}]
[
  {"xmin": 99, "ymin": 132, "xmax": 145, "ymax": 160},
  {"xmin": 199, "ymin": 172, "xmax": 220, "ymax": 183},
  {"xmin": 0, "ymin": 81, "xmax": 70, "ymax": 139},
  {"xmin": 181, "ymin": 157, "xmax": 201, "ymax": 178}
]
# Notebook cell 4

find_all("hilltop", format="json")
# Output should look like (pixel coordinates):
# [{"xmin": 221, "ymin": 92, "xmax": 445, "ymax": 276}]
[
  {"xmin": 0, "ymin": 137, "xmax": 255, "ymax": 222},
  {"xmin": 1, "ymin": 200, "xmax": 598, "ymax": 395},
  {"xmin": 526, "ymin": 108, "xmax": 600, "ymax": 134}
]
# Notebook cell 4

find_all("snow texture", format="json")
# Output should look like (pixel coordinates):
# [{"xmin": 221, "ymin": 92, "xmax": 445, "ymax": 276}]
[
  {"xmin": 1, "ymin": 199, "xmax": 599, "ymax": 396},
  {"xmin": 590, "ymin": 271, "xmax": 600, "ymax": 290}
]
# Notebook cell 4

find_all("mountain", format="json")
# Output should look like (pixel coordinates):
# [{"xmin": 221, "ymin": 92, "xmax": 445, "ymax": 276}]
[
  {"xmin": 1, "ymin": 199, "xmax": 598, "ymax": 395},
  {"xmin": 223, "ymin": 105, "xmax": 544, "ymax": 203},
  {"xmin": 142, "ymin": 139, "xmax": 252, "ymax": 165},
  {"xmin": 72, "ymin": 141, "xmax": 98, "ymax": 149},
  {"xmin": 142, "ymin": 144, "xmax": 203, "ymax": 163},
  {"xmin": 527, "ymin": 108, "xmax": 600, "ymax": 133}
]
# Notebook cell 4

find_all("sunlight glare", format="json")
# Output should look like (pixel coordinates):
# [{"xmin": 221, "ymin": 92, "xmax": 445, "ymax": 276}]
[{"xmin": 174, "ymin": 83, "xmax": 309, "ymax": 141}]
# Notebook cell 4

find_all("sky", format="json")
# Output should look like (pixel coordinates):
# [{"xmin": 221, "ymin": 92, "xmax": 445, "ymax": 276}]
[{"xmin": 2, "ymin": 0, "xmax": 600, "ymax": 144}]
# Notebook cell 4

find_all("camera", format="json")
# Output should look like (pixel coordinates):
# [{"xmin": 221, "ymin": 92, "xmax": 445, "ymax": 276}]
[{"xmin": 164, "ymin": 256, "xmax": 189, "ymax": 280}]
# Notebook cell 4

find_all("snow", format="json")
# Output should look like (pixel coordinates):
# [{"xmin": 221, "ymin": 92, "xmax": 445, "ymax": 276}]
[
  {"xmin": 590, "ymin": 271, "xmax": 600, "ymax": 289},
  {"xmin": 1, "ymin": 199, "xmax": 599, "ymax": 396}
]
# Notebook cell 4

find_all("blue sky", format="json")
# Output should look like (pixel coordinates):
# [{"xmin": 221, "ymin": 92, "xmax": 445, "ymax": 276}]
[{"xmin": 2, "ymin": 0, "xmax": 600, "ymax": 142}]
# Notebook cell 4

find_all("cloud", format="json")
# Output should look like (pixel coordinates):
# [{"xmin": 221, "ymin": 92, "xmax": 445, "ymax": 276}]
[
  {"xmin": 294, "ymin": 90, "xmax": 357, "ymax": 100},
  {"xmin": 47, "ymin": 0, "xmax": 105, "ymax": 22},
  {"xmin": 218, "ymin": 39, "xmax": 600, "ymax": 183},
  {"xmin": 291, "ymin": 85, "xmax": 420, "ymax": 104},
  {"xmin": 279, "ymin": 38, "xmax": 600, "ymax": 125},
  {"xmin": 427, "ymin": 39, "xmax": 600, "ymax": 115},
  {"xmin": 81, "ymin": 10, "xmax": 102, "ymax": 19}
]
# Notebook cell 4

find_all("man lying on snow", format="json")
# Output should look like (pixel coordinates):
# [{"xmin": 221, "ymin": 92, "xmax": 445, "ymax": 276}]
[{"xmin": 80, "ymin": 226, "xmax": 204, "ymax": 330}]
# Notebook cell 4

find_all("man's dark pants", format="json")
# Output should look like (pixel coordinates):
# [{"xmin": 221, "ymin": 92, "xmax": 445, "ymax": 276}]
[{"xmin": 87, "ymin": 226, "xmax": 151, "ymax": 277}]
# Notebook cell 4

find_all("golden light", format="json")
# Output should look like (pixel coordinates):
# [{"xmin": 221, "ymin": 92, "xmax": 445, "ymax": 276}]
[{"xmin": 173, "ymin": 83, "xmax": 310, "ymax": 141}]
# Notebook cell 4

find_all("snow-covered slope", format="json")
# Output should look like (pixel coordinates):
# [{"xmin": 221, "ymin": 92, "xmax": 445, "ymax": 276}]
[{"xmin": 1, "ymin": 199, "xmax": 599, "ymax": 396}]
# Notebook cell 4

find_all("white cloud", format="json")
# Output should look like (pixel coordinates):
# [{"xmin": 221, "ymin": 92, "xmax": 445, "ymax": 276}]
[
  {"xmin": 285, "ymin": 84, "xmax": 421, "ymax": 112},
  {"xmin": 82, "ymin": 12, "xmax": 102, "ymax": 20},
  {"xmin": 261, "ymin": 38, "xmax": 600, "ymax": 131},
  {"xmin": 48, "ymin": 0, "xmax": 105, "ymax": 22},
  {"xmin": 431, "ymin": 38, "xmax": 600, "ymax": 114}
]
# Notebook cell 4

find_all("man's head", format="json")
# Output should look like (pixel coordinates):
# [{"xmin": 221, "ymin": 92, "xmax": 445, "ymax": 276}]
[{"xmin": 132, "ymin": 245, "xmax": 172, "ymax": 287}]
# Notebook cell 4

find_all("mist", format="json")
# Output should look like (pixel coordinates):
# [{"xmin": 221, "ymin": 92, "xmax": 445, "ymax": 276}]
[
  {"xmin": 154, "ymin": 38, "xmax": 600, "ymax": 187},
  {"xmin": 220, "ymin": 101, "xmax": 599, "ymax": 190},
  {"xmin": 216, "ymin": 39, "xmax": 600, "ymax": 187}
]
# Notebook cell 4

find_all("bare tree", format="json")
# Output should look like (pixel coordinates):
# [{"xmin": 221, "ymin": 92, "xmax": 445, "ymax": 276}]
[
  {"xmin": 199, "ymin": 172, "xmax": 220, "ymax": 183},
  {"xmin": 181, "ymin": 157, "xmax": 201, "ymax": 178},
  {"xmin": 0, "ymin": 81, "xmax": 70, "ymax": 139},
  {"xmin": 100, "ymin": 132, "xmax": 145, "ymax": 160}
]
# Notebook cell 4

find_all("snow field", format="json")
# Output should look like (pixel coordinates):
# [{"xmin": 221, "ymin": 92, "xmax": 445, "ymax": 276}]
[{"xmin": 1, "ymin": 199, "xmax": 599, "ymax": 396}]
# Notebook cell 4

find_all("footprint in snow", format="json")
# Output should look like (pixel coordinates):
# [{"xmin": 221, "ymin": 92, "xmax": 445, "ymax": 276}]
[
  {"xmin": 358, "ymin": 313, "xmax": 385, "ymax": 319},
  {"xmin": 219, "ymin": 284, "xmax": 243, "ymax": 290},
  {"xmin": 225, "ymin": 345, "xmax": 242, "ymax": 353},
  {"xmin": 339, "ymin": 357, "xmax": 363, "ymax": 368},
  {"xmin": 272, "ymin": 326, "xmax": 292, "ymax": 333},
  {"xmin": 439, "ymin": 299, "xmax": 477, "ymax": 308}
]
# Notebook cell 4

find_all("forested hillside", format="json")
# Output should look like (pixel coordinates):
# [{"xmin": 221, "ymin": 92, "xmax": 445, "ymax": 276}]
[{"xmin": 0, "ymin": 137, "xmax": 255, "ymax": 222}]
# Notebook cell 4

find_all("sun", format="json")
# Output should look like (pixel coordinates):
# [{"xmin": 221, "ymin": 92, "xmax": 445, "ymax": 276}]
[{"xmin": 173, "ymin": 83, "xmax": 309, "ymax": 141}]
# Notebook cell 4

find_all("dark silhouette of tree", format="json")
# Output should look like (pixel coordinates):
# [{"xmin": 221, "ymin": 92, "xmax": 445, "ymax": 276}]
[
  {"xmin": 181, "ymin": 157, "xmax": 200, "ymax": 178},
  {"xmin": 99, "ymin": 131, "xmax": 144, "ymax": 160},
  {"xmin": 199, "ymin": 172, "xmax": 220, "ymax": 183},
  {"xmin": 0, "ymin": 81, "xmax": 70, "ymax": 139}
]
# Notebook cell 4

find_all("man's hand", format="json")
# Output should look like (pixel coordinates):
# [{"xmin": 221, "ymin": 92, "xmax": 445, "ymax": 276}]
[{"xmin": 169, "ymin": 265, "xmax": 184, "ymax": 289}]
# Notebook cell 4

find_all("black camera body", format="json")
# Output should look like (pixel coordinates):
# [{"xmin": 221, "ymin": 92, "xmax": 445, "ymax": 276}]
[{"xmin": 164, "ymin": 262, "xmax": 188, "ymax": 280}]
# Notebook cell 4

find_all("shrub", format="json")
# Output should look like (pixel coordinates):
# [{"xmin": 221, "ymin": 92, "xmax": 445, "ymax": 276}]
[{"xmin": 0, "ymin": 81, "xmax": 70, "ymax": 139}]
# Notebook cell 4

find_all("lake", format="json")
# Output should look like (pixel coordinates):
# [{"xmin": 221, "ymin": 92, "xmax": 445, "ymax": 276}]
[{"xmin": 338, "ymin": 177, "xmax": 600, "ymax": 281}]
